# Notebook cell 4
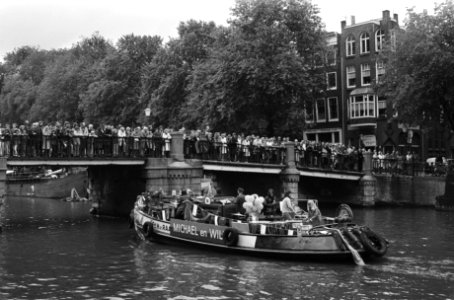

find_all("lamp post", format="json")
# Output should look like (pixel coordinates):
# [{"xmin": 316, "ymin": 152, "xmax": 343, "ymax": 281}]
[{"xmin": 144, "ymin": 107, "xmax": 151, "ymax": 127}]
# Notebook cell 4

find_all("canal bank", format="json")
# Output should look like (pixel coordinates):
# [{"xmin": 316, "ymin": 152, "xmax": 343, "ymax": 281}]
[{"xmin": 375, "ymin": 174, "xmax": 445, "ymax": 206}]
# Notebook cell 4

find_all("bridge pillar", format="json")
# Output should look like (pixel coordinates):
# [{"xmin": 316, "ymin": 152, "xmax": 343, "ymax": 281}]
[
  {"xmin": 170, "ymin": 131, "xmax": 184, "ymax": 161},
  {"xmin": 0, "ymin": 158, "xmax": 6, "ymax": 199},
  {"xmin": 143, "ymin": 158, "xmax": 203, "ymax": 196},
  {"xmin": 358, "ymin": 151, "xmax": 376, "ymax": 206},
  {"xmin": 280, "ymin": 142, "xmax": 300, "ymax": 199}
]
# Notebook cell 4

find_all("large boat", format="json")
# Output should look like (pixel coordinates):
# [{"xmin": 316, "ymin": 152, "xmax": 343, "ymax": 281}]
[
  {"xmin": 132, "ymin": 195, "xmax": 388, "ymax": 264},
  {"xmin": 6, "ymin": 167, "xmax": 88, "ymax": 200}
]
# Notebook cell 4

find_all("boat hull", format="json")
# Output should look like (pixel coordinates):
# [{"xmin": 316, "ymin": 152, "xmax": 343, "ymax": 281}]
[
  {"xmin": 133, "ymin": 209, "xmax": 367, "ymax": 262},
  {"xmin": 7, "ymin": 171, "xmax": 88, "ymax": 199}
]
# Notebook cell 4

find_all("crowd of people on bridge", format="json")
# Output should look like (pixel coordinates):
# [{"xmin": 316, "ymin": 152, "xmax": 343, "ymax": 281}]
[
  {"xmin": 0, "ymin": 120, "xmax": 365, "ymax": 172},
  {"xmin": 0, "ymin": 121, "xmax": 173, "ymax": 158}
]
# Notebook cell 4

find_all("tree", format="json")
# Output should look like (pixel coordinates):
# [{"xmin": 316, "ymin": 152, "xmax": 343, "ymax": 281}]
[
  {"xmin": 0, "ymin": 47, "xmax": 59, "ymax": 122},
  {"xmin": 80, "ymin": 34, "xmax": 162, "ymax": 125},
  {"xmin": 32, "ymin": 34, "xmax": 114, "ymax": 122},
  {"xmin": 185, "ymin": 0, "xmax": 326, "ymax": 137},
  {"xmin": 140, "ymin": 20, "xmax": 221, "ymax": 129},
  {"xmin": 378, "ymin": 1, "xmax": 454, "ymax": 132}
]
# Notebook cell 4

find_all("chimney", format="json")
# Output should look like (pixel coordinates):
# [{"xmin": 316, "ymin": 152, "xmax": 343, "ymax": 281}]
[
  {"xmin": 341, "ymin": 20, "xmax": 346, "ymax": 30},
  {"xmin": 393, "ymin": 13, "xmax": 399, "ymax": 24},
  {"xmin": 383, "ymin": 10, "xmax": 390, "ymax": 21},
  {"xmin": 351, "ymin": 15, "xmax": 356, "ymax": 25}
]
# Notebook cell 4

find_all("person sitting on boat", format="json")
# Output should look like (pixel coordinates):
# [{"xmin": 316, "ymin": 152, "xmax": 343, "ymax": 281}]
[
  {"xmin": 280, "ymin": 191, "xmax": 300, "ymax": 220},
  {"xmin": 234, "ymin": 187, "xmax": 246, "ymax": 216},
  {"xmin": 263, "ymin": 188, "xmax": 279, "ymax": 216},
  {"xmin": 324, "ymin": 204, "xmax": 354, "ymax": 223},
  {"xmin": 306, "ymin": 199, "xmax": 323, "ymax": 225},
  {"xmin": 175, "ymin": 189, "xmax": 192, "ymax": 219}
]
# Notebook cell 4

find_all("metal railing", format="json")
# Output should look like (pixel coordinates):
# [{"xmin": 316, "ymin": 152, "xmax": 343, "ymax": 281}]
[
  {"xmin": 372, "ymin": 158, "xmax": 449, "ymax": 176},
  {"xmin": 295, "ymin": 150, "xmax": 363, "ymax": 172},
  {"xmin": 1, "ymin": 135, "xmax": 170, "ymax": 159},
  {"xmin": 183, "ymin": 140, "xmax": 286, "ymax": 165}
]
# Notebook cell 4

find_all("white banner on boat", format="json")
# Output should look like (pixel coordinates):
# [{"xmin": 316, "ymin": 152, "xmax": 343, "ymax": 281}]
[
  {"xmin": 192, "ymin": 204, "xmax": 198, "ymax": 216},
  {"xmin": 260, "ymin": 225, "xmax": 266, "ymax": 235}
]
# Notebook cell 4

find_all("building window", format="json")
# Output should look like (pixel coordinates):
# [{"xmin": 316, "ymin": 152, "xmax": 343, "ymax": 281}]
[
  {"xmin": 361, "ymin": 64, "xmax": 371, "ymax": 86},
  {"xmin": 328, "ymin": 97, "xmax": 339, "ymax": 121},
  {"xmin": 375, "ymin": 29, "xmax": 385, "ymax": 52},
  {"xmin": 314, "ymin": 53, "xmax": 323, "ymax": 67},
  {"xmin": 346, "ymin": 66, "xmax": 356, "ymax": 88},
  {"xmin": 376, "ymin": 61, "xmax": 385, "ymax": 82},
  {"xmin": 304, "ymin": 101, "xmax": 314, "ymax": 123},
  {"xmin": 326, "ymin": 72, "xmax": 337, "ymax": 90},
  {"xmin": 316, "ymin": 99, "xmax": 326, "ymax": 122},
  {"xmin": 390, "ymin": 30, "xmax": 396, "ymax": 50},
  {"xmin": 327, "ymin": 49, "xmax": 336, "ymax": 65},
  {"xmin": 333, "ymin": 132, "xmax": 340, "ymax": 143},
  {"xmin": 349, "ymin": 94, "xmax": 375, "ymax": 118},
  {"xmin": 306, "ymin": 133, "xmax": 316, "ymax": 141},
  {"xmin": 360, "ymin": 32, "xmax": 370, "ymax": 54},
  {"xmin": 378, "ymin": 96, "xmax": 387, "ymax": 117},
  {"xmin": 346, "ymin": 35, "xmax": 356, "ymax": 57}
]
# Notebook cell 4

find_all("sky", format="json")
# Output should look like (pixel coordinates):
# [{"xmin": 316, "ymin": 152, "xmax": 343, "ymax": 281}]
[{"xmin": 0, "ymin": 0, "xmax": 435, "ymax": 61}]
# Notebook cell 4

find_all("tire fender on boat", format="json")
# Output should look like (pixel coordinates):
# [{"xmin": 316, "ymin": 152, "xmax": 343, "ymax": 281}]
[
  {"xmin": 354, "ymin": 227, "xmax": 388, "ymax": 257},
  {"xmin": 222, "ymin": 228, "xmax": 239, "ymax": 246},
  {"xmin": 143, "ymin": 222, "xmax": 154, "ymax": 238}
]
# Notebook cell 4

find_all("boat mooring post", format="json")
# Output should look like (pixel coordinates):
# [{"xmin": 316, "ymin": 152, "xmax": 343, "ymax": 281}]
[
  {"xmin": 435, "ymin": 164, "xmax": 454, "ymax": 210},
  {"xmin": 0, "ymin": 157, "xmax": 6, "ymax": 199}
]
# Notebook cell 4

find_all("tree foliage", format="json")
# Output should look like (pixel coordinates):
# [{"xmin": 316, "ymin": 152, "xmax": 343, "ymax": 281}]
[
  {"xmin": 186, "ymin": 0, "xmax": 326, "ymax": 136},
  {"xmin": 378, "ymin": 0, "xmax": 454, "ymax": 131},
  {"xmin": 140, "ymin": 20, "xmax": 220, "ymax": 128},
  {"xmin": 80, "ymin": 34, "xmax": 162, "ymax": 125}
]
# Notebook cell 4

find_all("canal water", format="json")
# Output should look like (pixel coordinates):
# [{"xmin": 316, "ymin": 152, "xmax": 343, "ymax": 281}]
[{"xmin": 0, "ymin": 197, "xmax": 453, "ymax": 300}]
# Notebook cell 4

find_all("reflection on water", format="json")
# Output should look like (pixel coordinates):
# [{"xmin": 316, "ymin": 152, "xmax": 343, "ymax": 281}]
[{"xmin": 0, "ymin": 197, "xmax": 453, "ymax": 299}]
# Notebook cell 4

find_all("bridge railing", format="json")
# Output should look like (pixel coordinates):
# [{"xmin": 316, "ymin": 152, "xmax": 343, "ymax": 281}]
[
  {"xmin": 294, "ymin": 149, "xmax": 363, "ymax": 172},
  {"xmin": 1, "ymin": 135, "xmax": 170, "ymax": 159},
  {"xmin": 372, "ymin": 158, "xmax": 448, "ymax": 176},
  {"xmin": 183, "ymin": 140, "xmax": 286, "ymax": 165}
]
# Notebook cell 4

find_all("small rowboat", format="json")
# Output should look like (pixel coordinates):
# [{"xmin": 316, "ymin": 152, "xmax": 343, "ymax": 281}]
[{"xmin": 132, "ymin": 196, "xmax": 388, "ymax": 264}]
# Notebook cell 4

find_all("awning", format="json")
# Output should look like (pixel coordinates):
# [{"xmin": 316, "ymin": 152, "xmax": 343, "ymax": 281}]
[
  {"xmin": 360, "ymin": 134, "xmax": 377, "ymax": 147},
  {"xmin": 349, "ymin": 87, "xmax": 374, "ymax": 96}
]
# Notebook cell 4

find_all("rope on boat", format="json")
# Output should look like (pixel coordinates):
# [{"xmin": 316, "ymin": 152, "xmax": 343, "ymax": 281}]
[{"xmin": 323, "ymin": 226, "xmax": 365, "ymax": 266}]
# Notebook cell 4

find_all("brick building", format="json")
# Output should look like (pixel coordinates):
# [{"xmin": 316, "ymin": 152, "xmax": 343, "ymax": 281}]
[
  {"xmin": 303, "ymin": 10, "xmax": 454, "ymax": 159},
  {"xmin": 303, "ymin": 31, "xmax": 342, "ymax": 144},
  {"xmin": 340, "ymin": 10, "xmax": 402, "ymax": 151}
]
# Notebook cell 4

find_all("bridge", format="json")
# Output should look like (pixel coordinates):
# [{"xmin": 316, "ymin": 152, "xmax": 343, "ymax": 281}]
[{"xmin": 0, "ymin": 132, "xmax": 374, "ymax": 216}]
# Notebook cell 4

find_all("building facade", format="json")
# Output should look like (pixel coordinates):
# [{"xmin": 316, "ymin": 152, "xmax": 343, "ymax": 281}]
[
  {"xmin": 340, "ymin": 10, "xmax": 401, "ymax": 151},
  {"xmin": 303, "ymin": 31, "xmax": 343, "ymax": 144},
  {"xmin": 303, "ymin": 10, "xmax": 454, "ymax": 159}
]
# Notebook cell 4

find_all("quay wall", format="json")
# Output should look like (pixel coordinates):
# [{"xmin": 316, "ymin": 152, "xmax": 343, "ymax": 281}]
[{"xmin": 375, "ymin": 174, "xmax": 445, "ymax": 206}]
